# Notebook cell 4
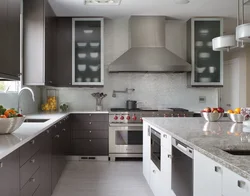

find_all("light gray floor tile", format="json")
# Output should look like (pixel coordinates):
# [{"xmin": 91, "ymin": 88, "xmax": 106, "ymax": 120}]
[{"xmin": 52, "ymin": 161, "xmax": 154, "ymax": 196}]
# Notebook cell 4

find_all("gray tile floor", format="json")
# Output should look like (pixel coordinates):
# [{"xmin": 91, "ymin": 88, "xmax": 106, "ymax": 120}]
[{"xmin": 52, "ymin": 161, "xmax": 154, "ymax": 196}]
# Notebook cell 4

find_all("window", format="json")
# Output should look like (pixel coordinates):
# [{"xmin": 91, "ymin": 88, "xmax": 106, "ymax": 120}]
[{"xmin": 0, "ymin": 81, "xmax": 20, "ymax": 92}]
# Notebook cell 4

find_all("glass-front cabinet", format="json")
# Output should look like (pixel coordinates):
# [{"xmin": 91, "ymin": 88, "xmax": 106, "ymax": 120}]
[
  {"xmin": 72, "ymin": 18, "xmax": 104, "ymax": 86},
  {"xmin": 187, "ymin": 18, "xmax": 223, "ymax": 87}
]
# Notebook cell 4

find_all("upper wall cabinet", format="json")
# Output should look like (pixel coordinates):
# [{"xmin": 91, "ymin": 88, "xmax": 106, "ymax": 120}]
[
  {"xmin": 0, "ymin": 0, "xmax": 21, "ymax": 80},
  {"xmin": 187, "ymin": 18, "xmax": 223, "ymax": 87},
  {"xmin": 23, "ymin": 0, "xmax": 56, "ymax": 86},
  {"xmin": 72, "ymin": 18, "xmax": 104, "ymax": 86}
]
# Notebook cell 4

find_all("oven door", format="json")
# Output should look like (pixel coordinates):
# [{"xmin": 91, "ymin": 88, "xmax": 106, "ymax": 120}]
[
  {"xmin": 109, "ymin": 124, "xmax": 143, "ymax": 154},
  {"xmin": 151, "ymin": 129, "xmax": 161, "ymax": 170}
]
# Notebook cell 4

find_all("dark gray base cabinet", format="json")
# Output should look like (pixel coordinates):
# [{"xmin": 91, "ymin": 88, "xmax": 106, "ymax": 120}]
[{"xmin": 0, "ymin": 149, "xmax": 20, "ymax": 196}]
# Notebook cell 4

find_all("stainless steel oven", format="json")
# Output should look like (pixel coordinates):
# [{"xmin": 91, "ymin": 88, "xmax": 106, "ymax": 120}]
[
  {"xmin": 151, "ymin": 128, "xmax": 161, "ymax": 170},
  {"xmin": 109, "ymin": 124, "xmax": 143, "ymax": 161}
]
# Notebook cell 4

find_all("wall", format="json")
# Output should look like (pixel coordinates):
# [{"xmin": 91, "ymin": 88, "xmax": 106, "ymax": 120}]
[
  {"xmin": 0, "ymin": 86, "xmax": 41, "ymax": 114},
  {"xmin": 44, "ymin": 17, "xmax": 219, "ymax": 112}
]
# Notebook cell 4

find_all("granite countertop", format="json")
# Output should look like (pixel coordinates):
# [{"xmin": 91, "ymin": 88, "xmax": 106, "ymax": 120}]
[
  {"xmin": 0, "ymin": 111, "xmax": 109, "ymax": 160},
  {"xmin": 143, "ymin": 117, "xmax": 250, "ymax": 181}
]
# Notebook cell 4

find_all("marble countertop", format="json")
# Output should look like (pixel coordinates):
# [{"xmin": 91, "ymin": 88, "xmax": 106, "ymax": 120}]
[
  {"xmin": 143, "ymin": 117, "xmax": 250, "ymax": 181},
  {"xmin": 0, "ymin": 111, "xmax": 109, "ymax": 160}
]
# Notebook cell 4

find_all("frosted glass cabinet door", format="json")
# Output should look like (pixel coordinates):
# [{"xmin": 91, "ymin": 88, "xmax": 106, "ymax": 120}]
[
  {"xmin": 187, "ymin": 18, "xmax": 223, "ymax": 87},
  {"xmin": 72, "ymin": 18, "xmax": 104, "ymax": 86}
]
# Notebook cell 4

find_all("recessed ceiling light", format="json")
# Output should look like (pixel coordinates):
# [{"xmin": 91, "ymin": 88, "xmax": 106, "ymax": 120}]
[
  {"xmin": 84, "ymin": 0, "xmax": 122, "ymax": 6},
  {"xmin": 174, "ymin": 0, "xmax": 190, "ymax": 4}
]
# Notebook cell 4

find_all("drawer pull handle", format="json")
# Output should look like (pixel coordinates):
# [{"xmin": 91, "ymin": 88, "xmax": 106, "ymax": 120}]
[
  {"xmin": 55, "ymin": 135, "xmax": 60, "ymax": 138},
  {"xmin": 30, "ymin": 140, "xmax": 35, "ymax": 145},
  {"xmin": 163, "ymin": 134, "xmax": 167, "ymax": 138},
  {"xmin": 54, "ymin": 125, "xmax": 57, "ymax": 128},
  {"xmin": 30, "ymin": 159, "xmax": 35, "ymax": 163},
  {"xmin": 29, "ymin": 178, "xmax": 36, "ymax": 183},
  {"xmin": 238, "ymin": 180, "xmax": 246, "ymax": 188},
  {"xmin": 153, "ymin": 170, "xmax": 156, "ymax": 174},
  {"xmin": 0, "ymin": 162, "xmax": 3, "ymax": 168},
  {"xmin": 89, "ymin": 122, "xmax": 92, "ymax": 125},
  {"xmin": 214, "ymin": 166, "xmax": 221, "ymax": 173},
  {"xmin": 59, "ymin": 121, "xmax": 62, "ymax": 124},
  {"xmin": 89, "ymin": 140, "xmax": 92, "ymax": 142},
  {"xmin": 168, "ymin": 154, "xmax": 172, "ymax": 159},
  {"xmin": 46, "ymin": 130, "xmax": 50, "ymax": 134},
  {"xmin": 89, "ymin": 131, "xmax": 92, "ymax": 133},
  {"xmin": 89, "ymin": 114, "xmax": 92, "ymax": 117},
  {"xmin": 62, "ymin": 129, "xmax": 66, "ymax": 132}
]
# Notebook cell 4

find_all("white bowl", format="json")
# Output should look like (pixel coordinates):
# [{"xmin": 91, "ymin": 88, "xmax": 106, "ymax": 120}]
[
  {"xmin": 195, "ymin": 41, "xmax": 203, "ymax": 47},
  {"xmin": 196, "ymin": 67, "xmax": 206, "ymax": 73},
  {"xmin": 90, "ymin": 52, "xmax": 99, "ymax": 58},
  {"xmin": 78, "ymin": 64, "xmax": 87, "ymax": 72},
  {"xmin": 85, "ymin": 78, "xmax": 91, "ymax": 82},
  {"xmin": 89, "ymin": 65, "xmax": 100, "ymax": 72},
  {"xmin": 199, "ymin": 77, "xmax": 212, "ymax": 83},
  {"xmin": 0, "ymin": 117, "xmax": 25, "ymax": 134},
  {"xmin": 199, "ymin": 29, "xmax": 209, "ymax": 36},
  {"xmin": 84, "ymin": 30, "xmax": 93, "ymax": 34},
  {"xmin": 76, "ymin": 77, "xmax": 82, "ymax": 82},
  {"xmin": 199, "ymin": 52, "xmax": 211, "ymax": 59},
  {"xmin": 78, "ymin": 53, "xmax": 87, "ymax": 58},
  {"xmin": 93, "ymin": 78, "xmax": 99, "ymax": 82},
  {"xmin": 90, "ymin": 42, "xmax": 100, "ymax": 47},
  {"xmin": 77, "ymin": 42, "xmax": 87, "ymax": 47},
  {"xmin": 207, "ymin": 41, "xmax": 212, "ymax": 47}
]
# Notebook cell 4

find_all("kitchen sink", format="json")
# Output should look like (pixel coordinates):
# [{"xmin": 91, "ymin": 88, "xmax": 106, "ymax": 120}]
[
  {"xmin": 24, "ymin": 119, "xmax": 50, "ymax": 123},
  {"xmin": 222, "ymin": 150, "xmax": 250, "ymax": 156}
]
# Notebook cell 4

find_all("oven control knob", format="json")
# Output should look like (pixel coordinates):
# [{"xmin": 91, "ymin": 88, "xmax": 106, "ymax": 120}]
[
  {"xmin": 126, "ymin": 116, "xmax": 131, "ymax": 120},
  {"xmin": 132, "ymin": 115, "xmax": 137, "ymax": 121},
  {"xmin": 140, "ymin": 117, "xmax": 143, "ymax": 122},
  {"xmin": 164, "ymin": 114, "xmax": 168, "ymax": 117},
  {"xmin": 120, "ymin": 116, "xmax": 124, "ymax": 120},
  {"xmin": 114, "ymin": 116, "xmax": 118, "ymax": 120}
]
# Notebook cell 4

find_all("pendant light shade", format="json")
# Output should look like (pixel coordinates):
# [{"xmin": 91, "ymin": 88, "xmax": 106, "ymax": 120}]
[
  {"xmin": 212, "ymin": 35, "xmax": 236, "ymax": 51},
  {"xmin": 236, "ymin": 23, "xmax": 250, "ymax": 42}
]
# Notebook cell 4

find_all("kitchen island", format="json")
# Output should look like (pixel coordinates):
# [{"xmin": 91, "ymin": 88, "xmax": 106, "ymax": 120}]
[{"xmin": 143, "ymin": 117, "xmax": 250, "ymax": 196}]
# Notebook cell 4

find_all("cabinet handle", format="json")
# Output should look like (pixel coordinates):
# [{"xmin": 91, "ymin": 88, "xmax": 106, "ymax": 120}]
[
  {"xmin": 30, "ymin": 159, "xmax": 35, "ymax": 164},
  {"xmin": 55, "ymin": 135, "xmax": 60, "ymax": 138},
  {"xmin": 30, "ymin": 140, "xmax": 35, "ymax": 145},
  {"xmin": 89, "ymin": 131, "xmax": 92, "ymax": 133},
  {"xmin": 89, "ymin": 140, "xmax": 92, "ymax": 142},
  {"xmin": 54, "ymin": 125, "xmax": 57, "ymax": 128},
  {"xmin": 29, "ymin": 178, "xmax": 36, "ymax": 183},
  {"xmin": 168, "ymin": 154, "xmax": 172, "ymax": 159},
  {"xmin": 89, "ymin": 122, "xmax": 92, "ymax": 125},
  {"xmin": 59, "ymin": 121, "xmax": 62, "ymax": 124},
  {"xmin": 153, "ymin": 170, "xmax": 156, "ymax": 174},
  {"xmin": 163, "ymin": 134, "xmax": 167, "ymax": 138},
  {"xmin": 69, "ymin": 83, "xmax": 72, "ymax": 85},
  {"xmin": 46, "ymin": 130, "xmax": 50, "ymax": 134},
  {"xmin": 89, "ymin": 114, "xmax": 92, "ymax": 117},
  {"xmin": 62, "ymin": 129, "xmax": 66, "ymax": 132},
  {"xmin": 214, "ymin": 166, "xmax": 221, "ymax": 173},
  {"xmin": 0, "ymin": 162, "xmax": 3, "ymax": 168},
  {"xmin": 148, "ymin": 126, "xmax": 150, "ymax": 136},
  {"xmin": 238, "ymin": 180, "xmax": 246, "ymax": 189},
  {"xmin": 49, "ymin": 81, "xmax": 52, "ymax": 84}
]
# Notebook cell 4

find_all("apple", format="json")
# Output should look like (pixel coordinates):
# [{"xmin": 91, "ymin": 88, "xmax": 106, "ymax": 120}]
[
  {"xmin": 217, "ymin": 107, "xmax": 224, "ymax": 113},
  {"xmin": 213, "ymin": 110, "xmax": 219, "ymax": 113},
  {"xmin": 211, "ymin": 108, "xmax": 218, "ymax": 113},
  {"xmin": 203, "ymin": 107, "xmax": 211, "ymax": 113}
]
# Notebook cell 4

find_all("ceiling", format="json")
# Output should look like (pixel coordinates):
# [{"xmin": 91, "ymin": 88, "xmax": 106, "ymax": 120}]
[{"xmin": 49, "ymin": 0, "xmax": 250, "ymax": 20}]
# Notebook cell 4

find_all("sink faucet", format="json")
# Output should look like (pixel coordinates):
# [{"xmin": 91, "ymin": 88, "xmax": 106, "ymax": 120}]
[{"xmin": 18, "ymin": 87, "xmax": 35, "ymax": 114}]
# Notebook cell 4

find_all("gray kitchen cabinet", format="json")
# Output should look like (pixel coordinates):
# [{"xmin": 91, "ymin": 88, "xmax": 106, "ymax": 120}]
[
  {"xmin": 0, "ymin": 150, "xmax": 20, "ymax": 196},
  {"xmin": 187, "ymin": 18, "xmax": 223, "ymax": 87},
  {"xmin": 70, "ymin": 114, "xmax": 109, "ymax": 156},
  {"xmin": 0, "ymin": 0, "xmax": 21, "ymax": 80},
  {"xmin": 23, "ymin": 0, "xmax": 56, "ymax": 86}
]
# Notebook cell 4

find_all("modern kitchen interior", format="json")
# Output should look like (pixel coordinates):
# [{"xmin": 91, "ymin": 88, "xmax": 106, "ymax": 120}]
[{"xmin": 1, "ymin": 0, "xmax": 250, "ymax": 196}]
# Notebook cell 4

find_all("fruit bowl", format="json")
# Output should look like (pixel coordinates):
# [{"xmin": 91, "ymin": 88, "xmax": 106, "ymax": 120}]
[
  {"xmin": 0, "ymin": 117, "xmax": 25, "ymax": 134},
  {"xmin": 228, "ymin": 113, "xmax": 244, "ymax": 123},
  {"xmin": 201, "ymin": 112, "xmax": 223, "ymax": 122}
]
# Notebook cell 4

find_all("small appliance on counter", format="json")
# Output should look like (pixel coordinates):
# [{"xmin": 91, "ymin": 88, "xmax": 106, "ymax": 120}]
[{"xmin": 92, "ymin": 92, "xmax": 107, "ymax": 111}]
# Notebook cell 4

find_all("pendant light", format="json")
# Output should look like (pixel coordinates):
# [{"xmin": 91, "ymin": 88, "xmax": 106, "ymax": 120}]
[{"xmin": 212, "ymin": 35, "xmax": 236, "ymax": 52}]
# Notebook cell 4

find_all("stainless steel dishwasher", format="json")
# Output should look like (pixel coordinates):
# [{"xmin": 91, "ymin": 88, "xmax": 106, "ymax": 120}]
[{"xmin": 171, "ymin": 138, "xmax": 193, "ymax": 196}]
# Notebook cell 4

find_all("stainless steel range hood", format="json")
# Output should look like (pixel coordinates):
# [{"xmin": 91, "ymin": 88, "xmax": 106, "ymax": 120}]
[{"xmin": 108, "ymin": 16, "xmax": 192, "ymax": 73}]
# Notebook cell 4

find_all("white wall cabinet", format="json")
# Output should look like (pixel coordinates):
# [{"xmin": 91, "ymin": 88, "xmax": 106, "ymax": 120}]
[
  {"xmin": 143, "ymin": 122, "xmax": 151, "ymax": 185},
  {"xmin": 222, "ymin": 167, "xmax": 250, "ymax": 196},
  {"xmin": 194, "ymin": 150, "xmax": 222, "ymax": 196}
]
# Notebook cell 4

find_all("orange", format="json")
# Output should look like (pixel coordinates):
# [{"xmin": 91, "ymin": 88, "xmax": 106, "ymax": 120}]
[
  {"xmin": 0, "ymin": 115, "xmax": 7, "ymax": 118},
  {"xmin": 227, "ymin": 109, "xmax": 234, "ymax": 114},
  {"xmin": 234, "ymin": 108, "xmax": 241, "ymax": 114}
]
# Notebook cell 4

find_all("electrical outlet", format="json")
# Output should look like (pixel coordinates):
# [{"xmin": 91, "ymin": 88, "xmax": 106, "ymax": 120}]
[{"xmin": 199, "ymin": 96, "xmax": 206, "ymax": 103}]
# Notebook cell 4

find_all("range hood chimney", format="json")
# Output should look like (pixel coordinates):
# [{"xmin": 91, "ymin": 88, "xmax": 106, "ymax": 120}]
[{"xmin": 108, "ymin": 16, "xmax": 192, "ymax": 73}]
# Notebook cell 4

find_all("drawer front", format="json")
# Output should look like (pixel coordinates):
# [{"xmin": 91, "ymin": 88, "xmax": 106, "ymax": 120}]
[
  {"xmin": 20, "ymin": 151, "xmax": 40, "ymax": 188},
  {"xmin": 72, "ymin": 139, "xmax": 108, "ymax": 156},
  {"xmin": 72, "ymin": 130, "xmax": 108, "ymax": 139},
  {"xmin": 72, "ymin": 114, "xmax": 108, "ymax": 122},
  {"xmin": 20, "ymin": 137, "xmax": 40, "ymax": 166},
  {"xmin": 21, "ymin": 168, "xmax": 40, "ymax": 196},
  {"xmin": 72, "ymin": 121, "xmax": 108, "ymax": 130}
]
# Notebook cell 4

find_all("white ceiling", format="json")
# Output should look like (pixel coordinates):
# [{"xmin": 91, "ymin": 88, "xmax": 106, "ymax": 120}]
[{"xmin": 49, "ymin": 0, "xmax": 250, "ymax": 20}]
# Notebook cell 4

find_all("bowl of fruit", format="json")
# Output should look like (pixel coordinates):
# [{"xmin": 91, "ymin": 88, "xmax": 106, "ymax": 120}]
[
  {"xmin": 201, "ymin": 107, "xmax": 224, "ymax": 122},
  {"xmin": 227, "ymin": 108, "xmax": 245, "ymax": 123},
  {"xmin": 0, "ymin": 105, "xmax": 25, "ymax": 134}
]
